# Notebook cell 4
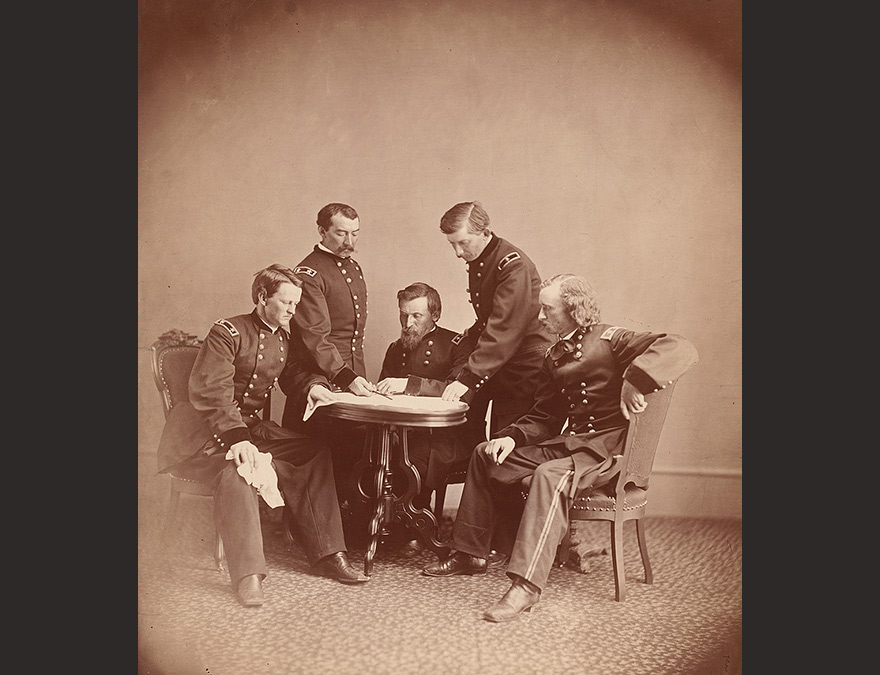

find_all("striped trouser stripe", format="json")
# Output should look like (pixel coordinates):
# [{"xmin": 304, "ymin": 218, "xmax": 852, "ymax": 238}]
[{"xmin": 524, "ymin": 469, "xmax": 574, "ymax": 580}]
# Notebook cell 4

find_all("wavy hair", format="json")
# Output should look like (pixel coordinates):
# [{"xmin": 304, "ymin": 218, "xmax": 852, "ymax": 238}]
[{"xmin": 541, "ymin": 273, "xmax": 601, "ymax": 328}]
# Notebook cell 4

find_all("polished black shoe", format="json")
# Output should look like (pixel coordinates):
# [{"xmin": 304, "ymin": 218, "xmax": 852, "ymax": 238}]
[
  {"xmin": 422, "ymin": 550, "xmax": 488, "ymax": 577},
  {"xmin": 487, "ymin": 549, "xmax": 510, "ymax": 567},
  {"xmin": 483, "ymin": 580, "xmax": 540, "ymax": 622},
  {"xmin": 236, "ymin": 574, "xmax": 265, "ymax": 607},
  {"xmin": 315, "ymin": 551, "xmax": 370, "ymax": 584}
]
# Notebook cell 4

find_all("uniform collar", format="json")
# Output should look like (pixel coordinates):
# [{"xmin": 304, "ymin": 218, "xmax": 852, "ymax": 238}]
[
  {"xmin": 250, "ymin": 310, "xmax": 284, "ymax": 335},
  {"xmin": 316, "ymin": 243, "xmax": 354, "ymax": 261},
  {"xmin": 547, "ymin": 326, "xmax": 587, "ymax": 360},
  {"xmin": 469, "ymin": 234, "xmax": 498, "ymax": 267}
]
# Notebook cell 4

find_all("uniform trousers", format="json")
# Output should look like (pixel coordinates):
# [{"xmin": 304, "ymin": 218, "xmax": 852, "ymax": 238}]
[
  {"xmin": 176, "ymin": 421, "xmax": 347, "ymax": 588},
  {"xmin": 459, "ymin": 342, "xmax": 549, "ymax": 553},
  {"xmin": 283, "ymin": 410, "xmax": 367, "ymax": 505},
  {"xmin": 451, "ymin": 440, "xmax": 612, "ymax": 591},
  {"xmin": 396, "ymin": 427, "xmax": 474, "ymax": 508}
]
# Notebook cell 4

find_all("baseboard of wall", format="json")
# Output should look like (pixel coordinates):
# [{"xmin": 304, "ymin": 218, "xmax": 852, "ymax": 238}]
[
  {"xmin": 647, "ymin": 466, "xmax": 742, "ymax": 519},
  {"xmin": 439, "ymin": 466, "xmax": 742, "ymax": 520}
]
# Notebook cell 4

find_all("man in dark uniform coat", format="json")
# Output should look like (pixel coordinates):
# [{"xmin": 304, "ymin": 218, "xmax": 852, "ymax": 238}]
[
  {"xmin": 158, "ymin": 264, "xmax": 368, "ymax": 608},
  {"xmin": 374, "ymin": 282, "xmax": 477, "ymax": 509},
  {"xmin": 281, "ymin": 203, "xmax": 378, "ymax": 509},
  {"xmin": 423, "ymin": 273, "xmax": 699, "ymax": 623},
  {"xmin": 437, "ymin": 201, "xmax": 553, "ymax": 433},
  {"xmin": 437, "ymin": 201, "xmax": 554, "ymax": 557},
  {"xmin": 282, "ymin": 203, "xmax": 374, "ymax": 425}
]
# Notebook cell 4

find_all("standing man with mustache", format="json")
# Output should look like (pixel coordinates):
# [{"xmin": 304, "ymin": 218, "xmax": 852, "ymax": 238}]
[{"xmin": 280, "ymin": 203, "xmax": 375, "ymax": 518}]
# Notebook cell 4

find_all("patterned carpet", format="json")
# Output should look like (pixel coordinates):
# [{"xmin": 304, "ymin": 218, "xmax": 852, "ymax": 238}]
[{"xmin": 138, "ymin": 477, "xmax": 741, "ymax": 675}]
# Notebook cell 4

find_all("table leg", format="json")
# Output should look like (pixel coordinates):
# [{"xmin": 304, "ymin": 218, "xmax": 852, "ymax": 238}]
[
  {"xmin": 351, "ymin": 425, "xmax": 375, "ymax": 505},
  {"xmin": 363, "ymin": 427, "xmax": 392, "ymax": 577},
  {"xmin": 393, "ymin": 427, "xmax": 451, "ymax": 560},
  {"xmin": 364, "ymin": 467, "xmax": 384, "ymax": 577},
  {"xmin": 357, "ymin": 423, "xmax": 452, "ymax": 575}
]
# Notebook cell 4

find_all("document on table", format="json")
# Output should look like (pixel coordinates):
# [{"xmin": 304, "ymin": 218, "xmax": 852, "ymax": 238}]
[
  {"xmin": 303, "ymin": 392, "xmax": 466, "ymax": 421},
  {"xmin": 303, "ymin": 394, "xmax": 335, "ymax": 421}
]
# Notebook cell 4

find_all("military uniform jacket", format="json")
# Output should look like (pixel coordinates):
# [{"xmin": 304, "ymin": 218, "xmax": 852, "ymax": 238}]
[
  {"xmin": 495, "ymin": 324, "xmax": 698, "ymax": 494},
  {"xmin": 157, "ymin": 310, "xmax": 329, "ymax": 474},
  {"xmin": 291, "ymin": 245, "xmax": 368, "ymax": 389},
  {"xmin": 379, "ymin": 325, "xmax": 469, "ymax": 397},
  {"xmin": 455, "ymin": 235, "xmax": 552, "ymax": 392}
]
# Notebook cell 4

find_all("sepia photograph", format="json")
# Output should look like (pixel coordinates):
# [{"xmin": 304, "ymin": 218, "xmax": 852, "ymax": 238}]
[{"xmin": 138, "ymin": 1, "xmax": 742, "ymax": 673}]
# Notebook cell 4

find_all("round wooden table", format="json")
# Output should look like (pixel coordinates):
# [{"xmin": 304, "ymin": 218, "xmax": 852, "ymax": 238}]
[{"xmin": 317, "ymin": 393, "xmax": 468, "ymax": 576}]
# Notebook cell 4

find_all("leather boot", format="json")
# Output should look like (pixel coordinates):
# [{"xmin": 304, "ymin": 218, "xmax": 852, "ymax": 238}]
[
  {"xmin": 482, "ymin": 579, "xmax": 541, "ymax": 622},
  {"xmin": 314, "ymin": 551, "xmax": 370, "ymax": 584},
  {"xmin": 422, "ymin": 550, "xmax": 488, "ymax": 577},
  {"xmin": 236, "ymin": 574, "xmax": 265, "ymax": 607}
]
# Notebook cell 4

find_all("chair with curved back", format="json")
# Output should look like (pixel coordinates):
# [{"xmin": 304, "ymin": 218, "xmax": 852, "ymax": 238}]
[
  {"xmin": 432, "ymin": 383, "xmax": 682, "ymax": 600},
  {"xmin": 150, "ymin": 329, "xmax": 225, "ymax": 571},
  {"xmin": 560, "ymin": 381, "xmax": 678, "ymax": 601},
  {"xmin": 152, "ymin": 328, "xmax": 282, "ymax": 572}
]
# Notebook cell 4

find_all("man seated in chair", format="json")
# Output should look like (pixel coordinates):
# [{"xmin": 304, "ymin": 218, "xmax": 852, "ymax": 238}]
[
  {"xmin": 374, "ymin": 282, "xmax": 480, "ymax": 516},
  {"xmin": 157, "ymin": 264, "xmax": 368, "ymax": 608},
  {"xmin": 421, "ymin": 273, "xmax": 698, "ymax": 622}
]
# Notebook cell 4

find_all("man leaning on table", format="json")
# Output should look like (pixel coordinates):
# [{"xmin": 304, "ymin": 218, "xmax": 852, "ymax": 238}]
[
  {"xmin": 282, "ymin": 202, "xmax": 375, "ymax": 428},
  {"xmin": 436, "ymin": 200, "xmax": 554, "ymax": 561},
  {"xmin": 280, "ymin": 203, "xmax": 380, "ymax": 512}
]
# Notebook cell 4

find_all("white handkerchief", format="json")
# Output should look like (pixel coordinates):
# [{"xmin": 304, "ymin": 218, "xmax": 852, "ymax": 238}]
[{"xmin": 224, "ymin": 449, "xmax": 285, "ymax": 508}]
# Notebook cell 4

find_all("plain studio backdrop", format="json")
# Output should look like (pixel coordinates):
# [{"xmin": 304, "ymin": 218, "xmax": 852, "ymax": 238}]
[{"xmin": 138, "ymin": 0, "xmax": 741, "ymax": 518}]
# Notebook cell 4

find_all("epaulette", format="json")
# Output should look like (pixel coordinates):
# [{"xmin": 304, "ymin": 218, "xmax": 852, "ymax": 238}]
[
  {"xmin": 294, "ymin": 266, "xmax": 317, "ymax": 277},
  {"xmin": 600, "ymin": 326, "xmax": 624, "ymax": 341},
  {"xmin": 451, "ymin": 333, "xmax": 464, "ymax": 345},
  {"xmin": 498, "ymin": 251, "xmax": 521, "ymax": 271},
  {"xmin": 214, "ymin": 318, "xmax": 240, "ymax": 337}
]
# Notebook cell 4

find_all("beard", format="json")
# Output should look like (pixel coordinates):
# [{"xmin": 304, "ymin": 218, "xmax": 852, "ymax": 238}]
[{"xmin": 401, "ymin": 326, "xmax": 429, "ymax": 351}]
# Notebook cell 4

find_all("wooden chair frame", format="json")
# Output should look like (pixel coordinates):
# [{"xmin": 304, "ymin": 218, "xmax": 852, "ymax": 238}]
[
  {"xmin": 434, "ymin": 383, "xmax": 678, "ymax": 602},
  {"xmin": 560, "ymin": 382, "xmax": 677, "ymax": 601},
  {"xmin": 150, "ymin": 329, "xmax": 224, "ymax": 570}
]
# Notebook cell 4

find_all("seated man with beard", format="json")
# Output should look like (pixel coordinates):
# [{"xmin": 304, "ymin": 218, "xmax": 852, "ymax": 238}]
[{"xmin": 375, "ymin": 282, "xmax": 481, "ymax": 512}]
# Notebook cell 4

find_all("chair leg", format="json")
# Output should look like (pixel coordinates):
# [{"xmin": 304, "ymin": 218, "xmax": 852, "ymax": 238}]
[
  {"xmin": 610, "ymin": 520, "xmax": 626, "ymax": 602},
  {"xmin": 556, "ymin": 520, "xmax": 573, "ymax": 567},
  {"xmin": 214, "ymin": 529, "xmax": 225, "ymax": 574},
  {"xmin": 434, "ymin": 485, "xmax": 447, "ymax": 520},
  {"xmin": 636, "ymin": 518, "xmax": 653, "ymax": 585}
]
